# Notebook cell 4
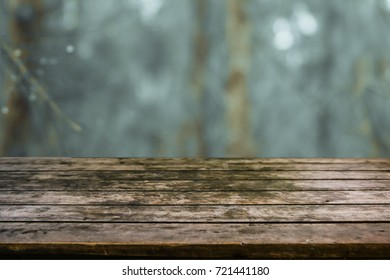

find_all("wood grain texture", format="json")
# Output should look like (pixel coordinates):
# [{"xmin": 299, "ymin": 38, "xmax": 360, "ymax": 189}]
[
  {"xmin": 2, "ymin": 170, "xmax": 390, "ymax": 180},
  {"xmin": 1, "ymin": 180, "xmax": 389, "ymax": 191},
  {"xmin": 0, "ymin": 158, "xmax": 390, "ymax": 259},
  {"xmin": 1, "ymin": 157, "xmax": 390, "ymax": 171},
  {"xmin": 1, "ymin": 190, "xmax": 389, "ymax": 205},
  {"xmin": 1, "ymin": 223, "xmax": 390, "ymax": 259},
  {"xmin": 1, "ymin": 205, "xmax": 389, "ymax": 222},
  {"xmin": 2, "ymin": 223, "xmax": 389, "ymax": 243}
]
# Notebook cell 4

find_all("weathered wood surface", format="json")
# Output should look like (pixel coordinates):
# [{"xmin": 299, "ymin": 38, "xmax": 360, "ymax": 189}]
[
  {"xmin": 3, "ymin": 170, "xmax": 390, "ymax": 180},
  {"xmin": 2, "ymin": 190, "xmax": 390, "ymax": 205},
  {"xmin": 1, "ymin": 157, "xmax": 390, "ymax": 171},
  {"xmin": 0, "ymin": 158, "xmax": 390, "ymax": 259}
]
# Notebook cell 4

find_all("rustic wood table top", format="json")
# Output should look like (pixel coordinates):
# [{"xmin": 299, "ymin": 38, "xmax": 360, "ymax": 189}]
[{"xmin": 0, "ymin": 158, "xmax": 389, "ymax": 259}]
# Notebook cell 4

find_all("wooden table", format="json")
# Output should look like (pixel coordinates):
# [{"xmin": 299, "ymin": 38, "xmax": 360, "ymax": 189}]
[{"xmin": 0, "ymin": 158, "xmax": 389, "ymax": 259}]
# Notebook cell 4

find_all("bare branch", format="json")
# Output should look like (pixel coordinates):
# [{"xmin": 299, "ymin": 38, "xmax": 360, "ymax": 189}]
[{"xmin": 0, "ymin": 40, "xmax": 82, "ymax": 132}]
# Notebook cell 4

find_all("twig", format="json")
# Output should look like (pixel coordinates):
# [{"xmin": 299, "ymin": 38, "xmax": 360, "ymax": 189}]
[{"xmin": 0, "ymin": 40, "xmax": 82, "ymax": 132}]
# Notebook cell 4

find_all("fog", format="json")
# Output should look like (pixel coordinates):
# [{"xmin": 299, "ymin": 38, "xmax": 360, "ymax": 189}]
[{"xmin": 1, "ymin": 0, "xmax": 390, "ymax": 157}]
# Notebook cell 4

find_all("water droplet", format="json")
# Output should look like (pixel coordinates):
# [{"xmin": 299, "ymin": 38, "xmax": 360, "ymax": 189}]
[
  {"xmin": 39, "ymin": 57, "xmax": 48, "ymax": 65},
  {"xmin": 1, "ymin": 107, "xmax": 9, "ymax": 115},
  {"xmin": 29, "ymin": 94, "xmax": 37, "ymax": 102},
  {"xmin": 66, "ymin": 45, "xmax": 75, "ymax": 53},
  {"xmin": 274, "ymin": 30, "xmax": 295, "ymax": 50},
  {"xmin": 295, "ymin": 8, "xmax": 318, "ymax": 36},
  {"xmin": 386, "ymin": 0, "xmax": 390, "ymax": 11},
  {"xmin": 131, "ymin": 0, "xmax": 165, "ymax": 22},
  {"xmin": 13, "ymin": 49, "xmax": 22, "ymax": 58},
  {"xmin": 272, "ymin": 18, "xmax": 295, "ymax": 51}
]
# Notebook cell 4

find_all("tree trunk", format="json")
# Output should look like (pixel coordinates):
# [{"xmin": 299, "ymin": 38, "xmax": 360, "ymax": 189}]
[
  {"xmin": 225, "ymin": 0, "xmax": 255, "ymax": 157},
  {"xmin": 179, "ymin": 0, "xmax": 208, "ymax": 156},
  {"xmin": 0, "ymin": 0, "xmax": 43, "ymax": 156}
]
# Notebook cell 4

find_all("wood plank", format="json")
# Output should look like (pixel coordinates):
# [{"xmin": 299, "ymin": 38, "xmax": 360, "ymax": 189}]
[
  {"xmin": 1, "ymin": 158, "xmax": 390, "ymax": 171},
  {"xmin": 2, "ymin": 243, "xmax": 390, "ymax": 259},
  {"xmin": 1, "ymin": 180, "xmax": 389, "ymax": 191},
  {"xmin": 2, "ymin": 170, "xmax": 390, "ymax": 180},
  {"xmin": 1, "ymin": 222, "xmax": 389, "ymax": 243},
  {"xmin": 1, "ymin": 223, "xmax": 390, "ymax": 258},
  {"xmin": 1, "ymin": 158, "xmax": 389, "ymax": 259},
  {"xmin": 1, "ymin": 190, "xmax": 389, "ymax": 205},
  {"xmin": 0, "ymin": 205, "xmax": 389, "ymax": 222}
]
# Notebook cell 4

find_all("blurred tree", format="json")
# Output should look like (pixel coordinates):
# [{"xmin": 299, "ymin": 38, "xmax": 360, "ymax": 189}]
[
  {"xmin": 182, "ymin": 0, "xmax": 208, "ymax": 156},
  {"xmin": 0, "ymin": 0, "xmax": 389, "ymax": 157},
  {"xmin": 225, "ymin": 0, "xmax": 255, "ymax": 156},
  {"xmin": 0, "ymin": 0, "xmax": 43, "ymax": 156}
]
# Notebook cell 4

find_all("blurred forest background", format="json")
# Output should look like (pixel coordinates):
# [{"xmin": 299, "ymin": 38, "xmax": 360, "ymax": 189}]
[{"xmin": 1, "ymin": 0, "xmax": 390, "ymax": 157}]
